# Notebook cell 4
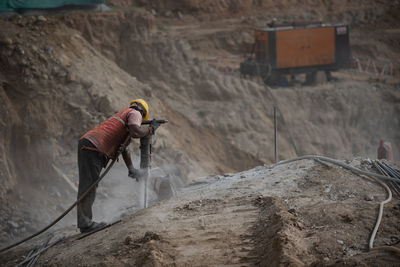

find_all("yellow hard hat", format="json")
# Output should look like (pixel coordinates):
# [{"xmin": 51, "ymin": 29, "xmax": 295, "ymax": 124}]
[{"xmin": 129, "ymin": 99, "xmax": 149, "ymax": 121}]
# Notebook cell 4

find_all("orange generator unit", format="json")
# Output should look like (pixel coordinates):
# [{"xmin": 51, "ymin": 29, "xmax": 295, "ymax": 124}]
[{"xmin": 240, "ymin": 22, "xmax": 351, "ymax": 85}]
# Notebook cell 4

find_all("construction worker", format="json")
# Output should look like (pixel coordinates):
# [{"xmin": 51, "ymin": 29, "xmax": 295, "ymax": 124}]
[
  {"xmin": 77, "ymin": 99, "xmax": 156, "ymax": 233},
  {"xmin": 377, "ymin": 139, "xmax": 393, "ymax": 161}
]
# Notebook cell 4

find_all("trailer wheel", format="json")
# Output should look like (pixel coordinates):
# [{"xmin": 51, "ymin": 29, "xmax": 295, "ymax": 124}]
[
  {"xmin": 263, "ymin": 71, "xmax": 281, "ymax": 86},
  {"xmin": 305, "ymin": 71, "xmax": 317, "ymax": 85}
]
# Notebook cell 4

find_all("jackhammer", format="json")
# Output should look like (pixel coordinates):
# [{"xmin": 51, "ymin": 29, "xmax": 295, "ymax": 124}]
[{"xmin": 139, "ymin": 119, "xmax": 168, "ymax": 208}]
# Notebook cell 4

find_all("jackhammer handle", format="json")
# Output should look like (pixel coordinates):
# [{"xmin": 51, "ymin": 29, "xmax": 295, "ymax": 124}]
[{"xmin": 141, "ymin": 119, "xmax": 168, "ymax": 125}]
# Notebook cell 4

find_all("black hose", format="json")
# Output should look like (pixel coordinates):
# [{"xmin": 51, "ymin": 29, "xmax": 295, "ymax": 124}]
[
  {"xmin": 18, "ymin": 236, "xmax": 65, "ymax": 266},
  {"xmin": 375, "ymin": 161, "xmax": 400, "ymax": 197},
  {"xmin": 381, "ymin": 162, "xmax": 400, "ymax": 180},
  {"xmin": 275, "ymin": 155, "xmax": 400, "ymax": 182}
]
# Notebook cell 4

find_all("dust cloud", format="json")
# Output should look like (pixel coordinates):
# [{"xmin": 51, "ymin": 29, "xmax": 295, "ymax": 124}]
[{"xmin": 92, "ymin": 156, "xmax": 181, "ymax": 225}]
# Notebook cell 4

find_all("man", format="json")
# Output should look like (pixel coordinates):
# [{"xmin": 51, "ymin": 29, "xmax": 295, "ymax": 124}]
[{"xmin": 77, "ymin": 99, "xmax": 154, "ymax": 233}]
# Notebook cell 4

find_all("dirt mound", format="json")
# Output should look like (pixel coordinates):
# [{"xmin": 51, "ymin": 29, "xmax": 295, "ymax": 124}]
[
  {"xmin": 253, "ymin": 196, "xmax": 311, "ymax": 266},
  {"xmin": 2, "ymin": 158, "xmax": 399, "ymax": 266},
  {"xmin": 124, "ymin": 231, "xmax": 177, "ymax": 266}
]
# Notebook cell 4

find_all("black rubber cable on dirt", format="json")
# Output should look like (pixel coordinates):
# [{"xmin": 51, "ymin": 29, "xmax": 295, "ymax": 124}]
[
  {"xmin": 382, "ymin": 162, "xmax": 400, "ymax": 178},
  {"xmin": 18, "ymin": 235, "xmax": 51, "ymax": 267},
  {"xmin": 0, "ymin": 136, "xmax": 131, "ymax": 253},
  {"xmin": 374, "ymin": 161, "xmax": 400, "ymax": 197},
  {"xmin": 18, "ymin": 236, "xmax": 65, "ymax": 266},
  {"xmin": 377, "ymin": 162, "xmax": 400, "ymax": 195},
  {"xmin": 275, "ymin": 155, "xmax": 400, "ymax": 182}
]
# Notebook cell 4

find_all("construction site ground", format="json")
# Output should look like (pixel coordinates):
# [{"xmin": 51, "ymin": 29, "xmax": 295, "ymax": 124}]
[
  {"xmin": 2, "ymin": 159, "xmax": 400, "ymax": 266},
  {"xmin": 0, "ymin": 0, "xmax": 400, "ymax": 266}
]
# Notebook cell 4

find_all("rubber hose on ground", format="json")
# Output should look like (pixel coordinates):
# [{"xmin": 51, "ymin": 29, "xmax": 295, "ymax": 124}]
[{"xmin": 273, "ymin": 155, "xmax": 400, "ymax": 256}]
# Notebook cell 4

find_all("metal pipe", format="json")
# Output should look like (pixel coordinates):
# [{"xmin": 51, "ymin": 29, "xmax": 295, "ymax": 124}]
[
  {"xmin": 274, "ymin": 106, "xmax": 278, "ymax": 163},
  {"xmin": 140, "ymin": 135, "xmax": 152, "ymax": 208}
]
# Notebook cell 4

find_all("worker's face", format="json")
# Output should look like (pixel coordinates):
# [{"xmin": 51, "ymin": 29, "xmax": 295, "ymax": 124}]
[{"xmin": 135, "ymin": 103, "xmax": 146, "ymax": 119}]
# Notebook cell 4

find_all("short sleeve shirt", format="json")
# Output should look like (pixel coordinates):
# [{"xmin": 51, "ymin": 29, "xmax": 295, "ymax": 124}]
[{"xmin": 127, "ymin": 109, "xmax": 142, "ymax": 126}]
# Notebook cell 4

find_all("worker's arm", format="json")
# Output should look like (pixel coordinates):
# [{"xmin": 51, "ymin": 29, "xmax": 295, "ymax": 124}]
[
  {"xmin": 123, "ymin": 109, "xmax": 151, "ymax": 180},
  {"xmin": 121, "ymin": 145, "xmax": 143, "ymax": 181},
  {"xmin": 127, "ymin": 109, "xmax": 152, "ymax": 138},
  {"xmin": 128, "ymin": 124, "xmax": 152, "ymax": 138},
  {"xmin": 121, "ymin": 138, "xmax": 134, "ymax": 172},
  {"xmin": 122, "ymin": 128, "xmax": 148, "ymax": 180},
  {"xmin": 121, "ymin": 147, "xmax": 134, "ymax": 171}
]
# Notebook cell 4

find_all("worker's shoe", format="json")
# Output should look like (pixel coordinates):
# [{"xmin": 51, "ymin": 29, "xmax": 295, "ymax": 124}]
[{"xmin": 80, "ymin": 221, "xmax": 107, "ymax": 233}]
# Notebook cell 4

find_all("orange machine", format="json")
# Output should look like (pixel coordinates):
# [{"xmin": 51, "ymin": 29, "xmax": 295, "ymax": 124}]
[{"xmin": 241, "ymin": 23, "xmax": 351, "ymax": 85}]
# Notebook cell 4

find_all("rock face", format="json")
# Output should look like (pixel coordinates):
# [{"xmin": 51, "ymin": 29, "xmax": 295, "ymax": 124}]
[
  {"xmin": 0, "ymin": 83, "xmax": 20, "ymax": 199},
  {"xmin": 111, "ymin": 0, "xmax": 388, "ymax": 24},
  {"xmin": 0, "ymin": 18, "xmax": 147, "ymax": 199}
]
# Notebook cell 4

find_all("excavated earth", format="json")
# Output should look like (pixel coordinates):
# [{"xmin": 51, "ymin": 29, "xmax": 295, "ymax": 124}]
[
  {"xmin": 0, "ymin": 0, "xmax": 400, "ymax": 266},
  {"xmin": 2, "ymin": 159, "xmax": 400, "ymax": 266}
]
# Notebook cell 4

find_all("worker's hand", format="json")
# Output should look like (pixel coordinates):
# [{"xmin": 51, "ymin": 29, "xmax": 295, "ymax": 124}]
[
  {"xmin": 149, "ymin": 119, "xmax": 161, "ymax": 135},
  {"xmin": 128, "ymin": 167, "xmax": 143, "ymax": 182}
]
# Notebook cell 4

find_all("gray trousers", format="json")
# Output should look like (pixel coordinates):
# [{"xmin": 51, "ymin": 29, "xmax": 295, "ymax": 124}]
[{"xmin": 77, "ymin": 138, "xmax": 106, "ymax": 229}]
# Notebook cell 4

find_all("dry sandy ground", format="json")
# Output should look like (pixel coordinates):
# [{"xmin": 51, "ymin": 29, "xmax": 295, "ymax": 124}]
[{"xmin": 1, "ymin": 158, "xmax": 399, "ymax": 266}]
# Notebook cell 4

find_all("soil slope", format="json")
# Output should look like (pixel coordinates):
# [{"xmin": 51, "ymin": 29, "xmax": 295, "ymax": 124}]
[{"xmin": 2, "ymin": 158, "xmax": 400, "ymax": 266}]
